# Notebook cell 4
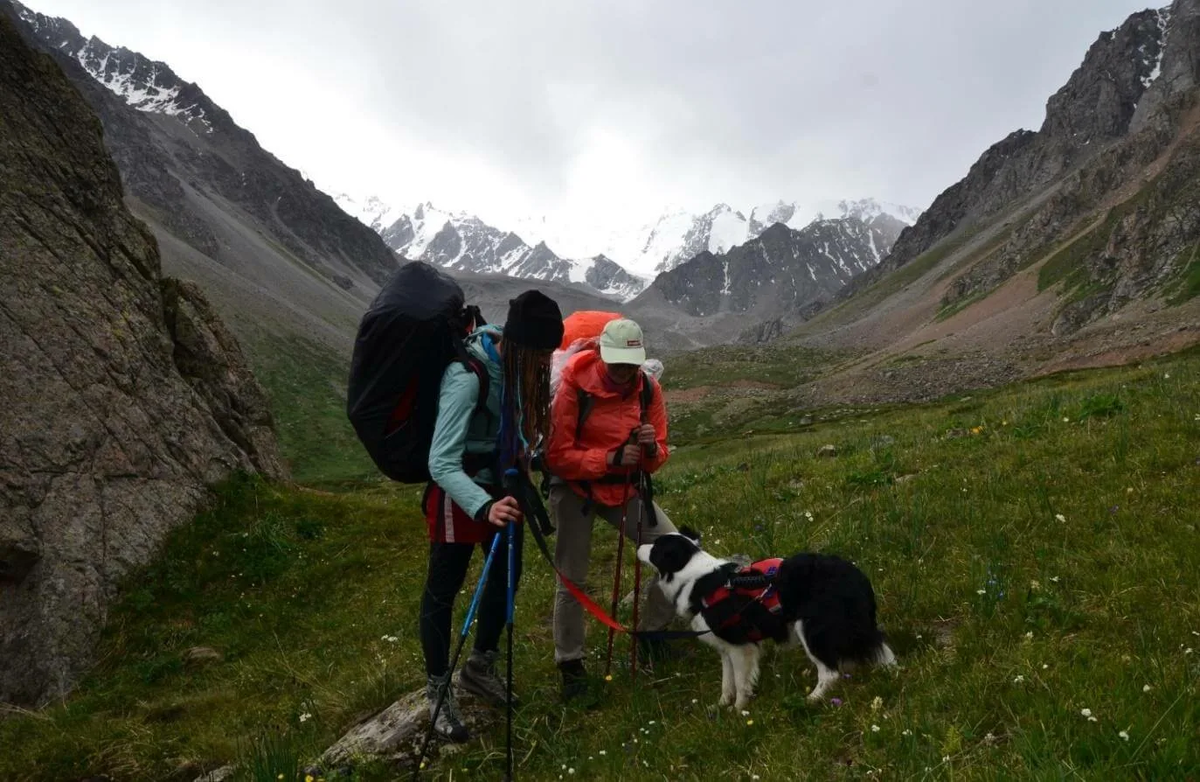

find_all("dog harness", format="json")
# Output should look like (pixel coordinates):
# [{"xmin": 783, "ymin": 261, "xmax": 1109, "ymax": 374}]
[{"xmin": 700, "ymin": 558, "xmax": 785, "ymax": 642}]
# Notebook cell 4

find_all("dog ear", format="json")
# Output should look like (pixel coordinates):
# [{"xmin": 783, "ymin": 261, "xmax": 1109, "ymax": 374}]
[{"xmin": 677, "ymin": 525, "xmax": 702, "ymax": 544}]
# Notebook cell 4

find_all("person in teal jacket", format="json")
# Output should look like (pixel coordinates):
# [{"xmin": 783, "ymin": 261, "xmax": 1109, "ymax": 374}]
[{"xmin": 420, "ymin": 290, "xmax": 563, "ymax": 742}]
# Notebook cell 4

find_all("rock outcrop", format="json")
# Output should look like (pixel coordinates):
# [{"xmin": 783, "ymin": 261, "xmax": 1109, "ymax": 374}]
[
  {"xmin": 0, "ymin": 10, "xmax": 284, "ymax": 706},
  {"xmin": 858, "ymin": 6, "xmax": 1177, "ymax": 290}
]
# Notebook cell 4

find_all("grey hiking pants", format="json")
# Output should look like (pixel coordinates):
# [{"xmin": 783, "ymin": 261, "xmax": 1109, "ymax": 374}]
[{"xmin": 550, "ymin": 482, "xmax": 678, "ymax": 664}]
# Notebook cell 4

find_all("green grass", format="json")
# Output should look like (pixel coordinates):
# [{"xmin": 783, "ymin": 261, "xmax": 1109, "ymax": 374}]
[
  {"xmin": 3, "ymin": 349, "xmax": 1199, "ymax": 781},
  {"xmin": 246, "ymin": 332, "xmax": 378, "ymax": 485},
  {"xmin": 1036, "ymin": 215, "xmax": 1114, "ymax": 297},
  {"xmin": 1168, "ymin": 243, "xmax": 1200, "ymax": 306}
]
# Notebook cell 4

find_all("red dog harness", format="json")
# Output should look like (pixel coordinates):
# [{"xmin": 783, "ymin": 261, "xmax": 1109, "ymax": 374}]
[{"xmin": 700, "ymin": 558, "xmax": 785, "ymax": 642}]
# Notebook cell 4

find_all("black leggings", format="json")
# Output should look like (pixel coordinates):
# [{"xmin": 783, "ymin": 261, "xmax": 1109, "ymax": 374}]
[{"xmin": 419, "ymin": 524, "xmax": 526, "ymax": 677}]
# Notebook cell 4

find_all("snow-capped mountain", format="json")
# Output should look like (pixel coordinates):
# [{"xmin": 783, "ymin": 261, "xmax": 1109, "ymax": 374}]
[
  {"xmin": 635, "ymin": 212, "xmax": 908, "ymax": 319},
  {"xmin": 10, "ymin": 0, "xmax": 402, "ymax": 294},
  {"xmin": 525, "ymin": 198, "xmax": 923, "ymax": 276},
  {"xmin": 339, "ymin": 201, "xmax": 647, "ymax": 300},
  {"xmin": 14, "ymin": 2, "xmax": 214, "ymax": 135},
  {"xmin": 332, "ymin": 193, "xmax": 402, "ymax": 234}
]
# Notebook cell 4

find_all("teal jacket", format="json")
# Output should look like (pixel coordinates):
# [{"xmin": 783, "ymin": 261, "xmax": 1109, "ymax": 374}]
[{"xmin": 428, "ymin": 325, "xmax": 504, "ymax": 519}]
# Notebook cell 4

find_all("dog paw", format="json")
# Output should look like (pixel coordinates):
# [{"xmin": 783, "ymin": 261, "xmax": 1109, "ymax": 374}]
[
  {"xmin": 806, "ymin": 691, "xmax": 824, "ymax": 703},
  {"xmin": 719, "ymin": 694, "xmax": 733, "ymax": 707}
]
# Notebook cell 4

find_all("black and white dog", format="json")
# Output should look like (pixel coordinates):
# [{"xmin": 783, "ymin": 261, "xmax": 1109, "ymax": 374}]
[{"xmin": 637, "ymin": 528, "xmax": 895, "ymax": 709}]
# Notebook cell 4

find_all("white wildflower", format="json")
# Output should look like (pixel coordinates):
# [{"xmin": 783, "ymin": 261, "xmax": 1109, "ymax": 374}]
[
  {"xmin": 1119, "ymin": 730, "xmax": 1130, "ymax": 740},
  {"xmin": 902, "ymin": 729, "xmax": 912, "ymax": 736},
  {"xmin": 977, "ymin": 589, "xmax": 987, "ymax": 595},
  {"xmin": 1143, "ymin": 684, "xmax": 1152, "ymax": 692},
  {"xmin": 299, "ymin": 712, "xmax": 311, "ymax": 723},
  {"xmin": 1013, "ymin": 675, "xmax": 1025, "ymax": 684},
  {"xmin": 1055, "ymin": 513, "xmax": 1066, "ymax": 523},
  {"xmin": 1080, "ymin": 708, "xmax": 1092, "ymax": 717},
  {"xmin": 870, "ymin": 724, "xmax": 881, "ymax": 733},
  {"xmin": 871, "ymin": 696, "xmax": 883, "ymax": 711}
]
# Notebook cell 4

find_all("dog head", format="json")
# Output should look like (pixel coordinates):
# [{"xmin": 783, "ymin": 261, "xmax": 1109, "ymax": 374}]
[{"xmin": 636, "ymin": 525, "xmax": 706, "ymax": 583}]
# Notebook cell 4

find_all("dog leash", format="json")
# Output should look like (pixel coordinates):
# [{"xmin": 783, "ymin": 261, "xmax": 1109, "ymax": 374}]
[{"xmin": 509, "ymin": 470, "xmax": 777, "ymax": 642}]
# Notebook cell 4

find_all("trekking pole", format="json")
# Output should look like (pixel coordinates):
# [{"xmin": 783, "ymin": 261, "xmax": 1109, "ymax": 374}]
[
  {"xmin": 630, "ymin": 469, "xmax": 643, "ymax": 682},
  {"xmin": 412, "ymin": 530, "xmax": 504, "ymax": 780},
  {"xmin": 604, "ymin": 505, "xmax": 626, "ymax": 679},
  {"xmin": 505, "ymin": 484, "xmax": 517, "ymax": 781}
]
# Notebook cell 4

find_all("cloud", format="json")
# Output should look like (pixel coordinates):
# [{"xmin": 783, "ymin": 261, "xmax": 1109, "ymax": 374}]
[{"xmin": 28, "ymin": 0, "xmax": 1153, "ymax": 241}]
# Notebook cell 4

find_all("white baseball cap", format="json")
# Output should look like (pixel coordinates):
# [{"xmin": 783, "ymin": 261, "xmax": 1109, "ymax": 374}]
[{"xmin": 598, "ymin": 319, "xmax": 647, "ymax": 365}]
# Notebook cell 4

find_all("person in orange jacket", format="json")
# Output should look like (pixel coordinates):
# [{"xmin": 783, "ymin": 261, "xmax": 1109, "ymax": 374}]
[{"xmin": 544, "ymin": 318, "xmax": 679, "ymax": 701}]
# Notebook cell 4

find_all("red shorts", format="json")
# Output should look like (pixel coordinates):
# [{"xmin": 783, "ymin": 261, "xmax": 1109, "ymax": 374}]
[{"xmin": 424, "ymin": 483, "xmax": 503, "ymax": 544}]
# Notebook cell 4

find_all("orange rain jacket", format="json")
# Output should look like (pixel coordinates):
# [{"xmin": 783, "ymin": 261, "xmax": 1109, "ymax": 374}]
[{"xmin": 545, "ymin": 347, "xmax": 670, "ymax": 507}]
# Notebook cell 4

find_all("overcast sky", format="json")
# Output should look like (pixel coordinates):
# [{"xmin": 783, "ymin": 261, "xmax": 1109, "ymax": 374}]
[{"xmin": 29, "ymin": 0, "xmax": 1154, "ymax": 244}]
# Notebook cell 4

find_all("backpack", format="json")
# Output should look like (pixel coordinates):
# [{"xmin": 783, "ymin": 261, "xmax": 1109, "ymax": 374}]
[
  {"xmin": 346, "ymin": 261, "xmax": 489, "ymax": 483},
  {"xmin": 574, "ymin": 370, "xmax": 656, "ymax": 441}
]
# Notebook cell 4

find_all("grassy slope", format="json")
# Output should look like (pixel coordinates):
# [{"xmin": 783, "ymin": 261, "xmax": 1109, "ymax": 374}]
[
  {"xmin": 2, "ymin": 346, "xmax": 1199, "ymax": 781},
  {"xmin": 244, "ymin": 331, "xmax": 378, "ymax": 486}
]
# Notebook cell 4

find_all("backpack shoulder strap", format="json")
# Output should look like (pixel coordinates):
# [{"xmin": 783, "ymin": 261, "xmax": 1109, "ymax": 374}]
[
  {"xmin": 575, "ymin": 388, "xmax": 594, "ymax": 442},
  {"xmin": 463, "ymin": 356, "xmax": 489, "ymax": 416}
]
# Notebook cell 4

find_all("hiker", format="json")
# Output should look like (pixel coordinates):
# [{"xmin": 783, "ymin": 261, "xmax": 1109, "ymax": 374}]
[
  {"xmin": 420, "ymin": 290, "xmax": 563, "ymax": 741},
  {"xmin": 544, "ymin": 317, "xmax": 678, "ymax": 701}
]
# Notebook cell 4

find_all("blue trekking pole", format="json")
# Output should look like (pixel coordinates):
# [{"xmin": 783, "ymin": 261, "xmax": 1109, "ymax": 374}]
[
  {"xmin": 503, "ymin": 468, "xmax": 521, "ymax": 781},
  {"xmin": 412, "ymin": 531, "xmax": 504, "ymax": 780}
]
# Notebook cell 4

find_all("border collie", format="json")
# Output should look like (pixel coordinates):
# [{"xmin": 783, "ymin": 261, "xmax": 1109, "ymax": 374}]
[{"xmin": 637, "ymin": 528, "xmax": 895, "ymax": 708}]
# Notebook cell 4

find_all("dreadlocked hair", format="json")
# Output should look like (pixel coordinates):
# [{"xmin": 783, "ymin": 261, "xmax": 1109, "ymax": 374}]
[{"xmin": 500, "ymin": 343, "xmax": 552, "ymax": 467}]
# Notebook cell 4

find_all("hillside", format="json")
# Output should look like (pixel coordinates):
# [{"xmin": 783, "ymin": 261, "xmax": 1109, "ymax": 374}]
[
  {"xmin": 0, "ymin": 9, "xmax": 282, "ymax": 707},
  {"xmin": 1, "ymin": 345, "xmax": 1196, "ymax": 780},
  {"xmin": 746, "ymin": 0, "xmax": 1200, "ymax": 409},
  {"xmin": 5, "ymin": 0, "xmax": 396, "ymax": 368},
  {"xmin": 627, "ymin": 215, "xmax": 906, "ymax": 351}
]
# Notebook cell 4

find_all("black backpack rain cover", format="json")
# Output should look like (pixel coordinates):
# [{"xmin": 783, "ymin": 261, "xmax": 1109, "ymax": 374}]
[{"xmin": 347, "ymin": 261, "xmax": 473, "ymax": 483}]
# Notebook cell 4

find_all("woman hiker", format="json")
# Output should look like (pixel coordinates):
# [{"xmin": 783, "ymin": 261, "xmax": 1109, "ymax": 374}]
[
  {"xmin": 421, "ymin": 290, "xmax": 564, "ymax": 741},
  {"xmin": 544, "ymin": 317, "xmax": 679, "ymax": 702}
]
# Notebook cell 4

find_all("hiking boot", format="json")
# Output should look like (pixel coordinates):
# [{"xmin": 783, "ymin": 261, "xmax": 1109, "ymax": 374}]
[
  {"xmin": 457, "ymin": 649, "xmax": 516, "ymax": 707},
  {"xmin": 425, "ymin": 673, "xmax": 470, "ymax": 743},
  {"xmin": 558, "ymin": 659, "xmax": 589, "ymax": 703}
]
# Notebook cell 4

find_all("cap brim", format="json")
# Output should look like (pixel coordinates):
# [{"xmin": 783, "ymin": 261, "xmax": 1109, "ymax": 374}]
[{"xmin": 600, "ymin": 345, "xmax": 646, "ymax": 365}]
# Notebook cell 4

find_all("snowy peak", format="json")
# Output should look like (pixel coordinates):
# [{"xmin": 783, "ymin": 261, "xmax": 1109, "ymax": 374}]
[
  {"xmin": 14, "ymin": 1, "xmax": 213, "ymax": 133},
  {"xmin": 642, "ymin": 212, "xmax": 907, "ymax": 319},
  {"xmin": 333, "ymin": 193, "xmax": 402, "ymax": 233},
  {"xmin": 634, "ymin": 198, "xmax": 921, "ymax": 274},
  {"xmin": 335, "ymin": 198, "xmax": 647, "ymax": 300}
]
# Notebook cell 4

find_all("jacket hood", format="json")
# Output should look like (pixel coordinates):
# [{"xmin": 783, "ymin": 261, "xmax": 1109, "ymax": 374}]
[{"xmin": 561, "ymin": 346, "xmax": 646, "ymax": 400}]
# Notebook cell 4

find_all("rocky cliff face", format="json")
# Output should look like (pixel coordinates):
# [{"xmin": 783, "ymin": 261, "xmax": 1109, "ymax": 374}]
[
  {"xmin": 11, "ymin": 0, "xmax": 398, "ymax": 293},
  {"xmin": 870, "ymin": 7, "xmax": 1174, "ymax": 287},
  {"xmin": 934, "ymin": 1, "xmax": 1200, "ymax": 334},
  {"xmin": 0, "ymin": 10, "xmax": 284, "ymax": 706}
]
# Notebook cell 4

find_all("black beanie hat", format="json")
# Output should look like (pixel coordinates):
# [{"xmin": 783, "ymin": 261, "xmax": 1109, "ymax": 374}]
[{"xmin": 503, "ymin": 290, "xmax": 564, "ymax": 350}]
